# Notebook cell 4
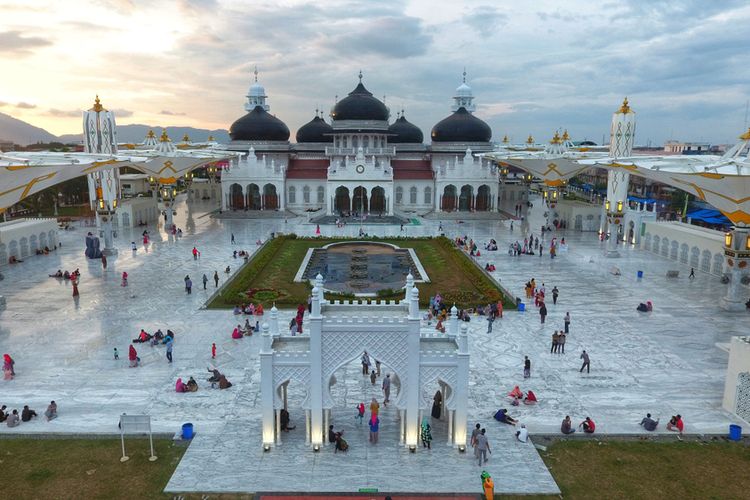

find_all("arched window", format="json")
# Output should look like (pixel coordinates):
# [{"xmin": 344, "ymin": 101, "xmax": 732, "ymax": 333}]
[
  {"xmin": 288, "ymin": 186, "xmax": 296, "ymax": 204},
  {"xmin": 364, "ymin": 136, "xmax": 370, "ymax": 148},
  {"xmin": 317, "ymin": 186, "xmax": 325, "ymax": 204},
  {"xmin": 409, "ymin": 186, "xmax": 417, "ymax": 204},
  {"xmin": 303, "ymin": 185, "xmax": 310, "ymax": 203},
  {"xmin": 396, "ymin": 186, "xmax": 403, "ymax": 204},
  {"xmin": 424, "ymin": 186, "xmax": 432, "ymax": 204},
  {"xmin": 353, "ymin": 136, "xmax": 359, "ymax": 148}
]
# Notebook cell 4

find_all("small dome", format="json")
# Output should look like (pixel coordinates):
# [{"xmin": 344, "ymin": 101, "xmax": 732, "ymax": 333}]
[
  {"xmin": 230, "ymin": 105, "xmax": 290, "ymax": 141},
  {"xmin": 248, "ymin": 82, "xmax": 265, "ymax": 98},
  {"xmin": 455, "ymin": 82, "xmax": 473, "ymax": 98},
  {"xmin": 388, "ymin": 115, "xmax": 424, "ymax": 143},
  {"xmin": 331, "ymin": 82, "xmax": 389, "ymax": 121},
  {"xmin": 296, "ymin": 115, "xmax": 333, "ymax": 143},
  {"xmin": 431, "ymin": 107, "xmax": 492, "ymax": 143}
]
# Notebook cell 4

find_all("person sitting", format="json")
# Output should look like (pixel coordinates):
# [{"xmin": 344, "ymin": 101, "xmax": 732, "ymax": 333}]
[
  {"xmin": 255, "ymin": 303, "xmax": 264, "ymax": 315},
  {"xmin": 233, "ymin": 250, "xmax": 238, "ymax": 259},
  {"xmin": 508, "ymin": 386, "xmax": 523, "ymax": 400},
  {"xmin": 175, "ymin": 378, "xmax": 187, "ymax": 393},
  {"xmin": 579, "ymin": 417, "xmax": 596, "ymax": 434},
  {"xmin": 207, "ymin": 367, "xmax": 222, "ymax": 384},
  {"xmin": 561, "ymin": 415, "xmax": 575, "ymax": 434},
  {"xmin": 280, "ymin": 408, "xmax": 295, "ymax": 431},
  {"xmin": 21, "ymin": 405, "xmax": 38, "ymax": 422},
  {"xmin": 232, "ymin": 325, "xmax": 243, "ymax": 339},
  {"xmin": 334, "ymin": 432, "xmax": 349, "ymax": 453},
  {"xmin": 516, "ymin": 424, "xmax": 529, "ymax": 443},
  {"xmin": 640, "ymin": 413, "xmax": 659, "ymax": 431},
  {"xmin": 225, "ymin": 266, "xmax": 231, "ymax": 274},
  {"xmin": 218, "ymin": 374, "xmax": 232, "ymax": 389},
  {"xmin": 186, "ymin": 376, "xmax": 199, "ymax": 392},
  {"xmin": 44, "ymin": 246, "xmax": 50, "ymax": 254},
  {"xmin": 523, "ymin": 390, "xmax": 538, "ymax": 405},
  {"xmin": 0, "ymin": 405, "xmax": 7, "ymax": 423},
  {"xmin": 666, "ymin": 414, "xmax": 684, "ymax": 434},
  {"xmin": 233, "ymin": 305, "xmax": 241, "ymax": 315},
  {"xmin": 435, "ymin": 318, "xmax": 445, "ymax": 333},
  {"xmin": 6, "ymin": 409, "xmax": 20, "ymax": 427},
  {"xmin": 44, "ymin": 401, "xmax": 57, "ymax": 421},
  {"xmin": 494, "ymin": 408, "xmax": 518, "ymax": 426},
  {"xmin": 151, "ymin": 329, "xmax": 164, "ymax": 345},
  {"xmin": 63, "ymin": 270, "xmax": 71, "ymax": 280},
  {"xmin": 328, "ymin": 424, "xmax": 336, "ymax": 443},
  {"xmin": 646, "ymin": 301, "xmax": 653, "ymax": 311},
  {"xmin": 133, "ymin": 329, "xmax": 151, "ymax": 343},
  {"xmin": 50, "ymin": 270, "xmax": 63, "ymax": 278}
]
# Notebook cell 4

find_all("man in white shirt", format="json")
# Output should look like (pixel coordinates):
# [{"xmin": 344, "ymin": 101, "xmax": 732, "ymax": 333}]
[{"xmin": 516, "ymin": 424, "xmax": 528, "ymax": 443}]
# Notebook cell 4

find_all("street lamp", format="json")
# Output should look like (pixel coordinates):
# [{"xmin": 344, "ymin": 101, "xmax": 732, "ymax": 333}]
[
  {"xmin": 616, "ymin": 200, "xmax": 623, "ymax": 213},
  {"xmin": 725, "ymin": 232, "xmax": 733, "ymax": 248},
  {"xmin": 605, "ymin": 200, "xmax": 610, "ymax": 211}
]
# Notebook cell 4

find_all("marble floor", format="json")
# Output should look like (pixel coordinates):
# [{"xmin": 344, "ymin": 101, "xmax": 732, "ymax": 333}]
[{"xmin": 0, "ymin": 195, "xmax": 746, "ymax": 495}]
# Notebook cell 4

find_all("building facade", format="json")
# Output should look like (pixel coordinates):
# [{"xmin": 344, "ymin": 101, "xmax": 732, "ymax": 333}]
[{"xmin": 221, "ymin": 72, "xmax": 525, "ymax": 215}]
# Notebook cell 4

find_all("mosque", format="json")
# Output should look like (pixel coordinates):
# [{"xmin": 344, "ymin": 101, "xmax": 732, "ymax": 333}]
[{"xmin": 220, "ymin": 71, "xmax": 525, "ymax": 216}]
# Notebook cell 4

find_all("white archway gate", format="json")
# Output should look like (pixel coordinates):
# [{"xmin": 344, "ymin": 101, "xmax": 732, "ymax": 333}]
[{"xmin": 260, "ymin": 274, "xmax": 469, "ymax": 451}]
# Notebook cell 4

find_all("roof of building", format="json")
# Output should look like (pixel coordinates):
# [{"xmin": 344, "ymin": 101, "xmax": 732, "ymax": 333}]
[
  {"xmin": 431, "ymin": 107, "xmax": 492, "ymax": 143},
  {"xmin": 286, "ymin": 159, "xmax": 328, "ymax": 179},
  {"xmin": 392, "ymin": 159, "xmax": 433, "ymax": 180},
  {"xmin": 331, "ymin": 82, "xmax": 389, "ymax": 122},
  {"xmin": 230, "ymin": 105, "xmax": 290, "ymax": 142},
  {"xmin": 296, "ymin": 115, "xmax": 334, "ymax": 143},
  {"xmin": 388, "ymin": 115, "xmax": 424, "ymax": 144}
]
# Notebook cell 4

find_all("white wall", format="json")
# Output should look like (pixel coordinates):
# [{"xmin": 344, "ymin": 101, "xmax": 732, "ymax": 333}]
[
  {"xmin": 0, "ymin": 218, "xmax": 58, "ymax": 264},
  {"xmin": 641, "ymin": 221, "xmax": 724, "ymax": 275},
  {"xmin": 556, "ymin": 200, "xmax": 603, "ymax": 232}
]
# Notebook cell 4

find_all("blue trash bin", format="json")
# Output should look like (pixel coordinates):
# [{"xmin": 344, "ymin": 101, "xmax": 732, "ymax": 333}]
[
  {"xmin": 729, "ymin": 424, "xmax": 742, "ymax": 441},
  {"xmin": 518, "ymin": 303, "xmax": 525, "ymax": 312},
  {"xmin": 182, "ymin": 422, "xmax": 194, "ymax": 440},
  {"xmin": 637, "ymin": 270, "xmax": 643, "ymax": 278}
]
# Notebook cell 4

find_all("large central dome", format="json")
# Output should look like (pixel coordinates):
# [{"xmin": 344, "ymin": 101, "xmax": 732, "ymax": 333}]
[
  {"xmin": 431, "ymin": 107, "xmax": 492, "ymax": 143},
  {"xmin": 331, "ymin": 82, "xmax": 389, "ymax": 121},
  {"xmin": 230, "ymin": 105, "xmax": 290, "ymax": 141}
]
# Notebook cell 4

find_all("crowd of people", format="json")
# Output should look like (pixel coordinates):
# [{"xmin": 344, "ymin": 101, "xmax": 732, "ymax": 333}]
[{"xmin": 1, "ymin": 401, "xmax": 57, "ymax": 427}]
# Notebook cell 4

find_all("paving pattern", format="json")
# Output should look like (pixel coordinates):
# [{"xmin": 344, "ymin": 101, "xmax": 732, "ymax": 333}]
[{"xmin": 0, "ymin": 195, "xmax": 745, "ymax": 495}]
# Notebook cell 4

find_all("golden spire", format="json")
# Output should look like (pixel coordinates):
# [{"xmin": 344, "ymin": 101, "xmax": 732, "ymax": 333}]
[
  {"xmin": 618, "ymin": 97, "xmax": 632, "ymax": 114},
  {"xmin": 91, "ymin": 95, "xmax": 105, "ymax": 113},
  {"xmin": 526, "ymin": 134, "xmax": 534, "ymax": 144},
  {"xmin": 160, "ymin": 130, "xmax": 171, "ymax": 142},
  {"xmin": 740, "ymin": 127, "xmax": 750, "ymax": 141},
  {"xmin": 147, "ymin": 130, "xmax": 155, "ymax": 139},
  {"xmin": 550, "ymin": 131, "xmax": 561, "ymax": 144},
  {"xmin": 502, "ymin": 135, "xmax": 509, "ymax": 144},
  {"xmin": 182, "ymin": 133, "xmax": 190, "ymax": 142},
  {"xmin": 562, "ymin": 130, "xmax": 570, "ymax": 141},
  {"xmin": 208, "ymin": 135, "xmax": 214, "ymax": 141}
]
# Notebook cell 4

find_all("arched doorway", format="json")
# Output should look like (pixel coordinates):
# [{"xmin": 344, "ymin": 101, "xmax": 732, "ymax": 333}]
[
  {"xmin": 459, "ymin": 185, "xmax": 473, "ymax": 211},
  {"xmin": 274, "ymin": 378, "xmax": 309, "ymax": 444},
  {"xmin": 229, "ymin": 183, "xmax": 243, "ymax": 210},
  {"xmin": 263, "ymin": 183, "xmax": 278, "ymax": 210},
  {"xmin": 442, "ymin": 185, "xmax": 457, "ymax": 211},
  {"xmin": 476, "ymin": 185, "xmax": 491, "ymax": 211},
  {"xmin": 371, "ymin": 186, "xmax": 386, "ymax": 214},
  {"xmin": 334, "ymin": 186, "xmax": 350, "ymax": 214},
  {"xmin": 353, "ymin": 186, "xmax": 368, "ymax": 214},
  {"xmin": 247, "ymin": 183, "xmax": 261, "ymax": 210}
]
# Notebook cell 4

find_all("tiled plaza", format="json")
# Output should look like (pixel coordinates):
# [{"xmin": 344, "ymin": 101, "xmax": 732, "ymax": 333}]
[{"xmin": 0, "ymin": 195, "xmax": 745, "ymax": 495}]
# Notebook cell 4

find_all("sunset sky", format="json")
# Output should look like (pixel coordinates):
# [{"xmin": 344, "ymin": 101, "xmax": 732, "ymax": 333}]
[{"xmin": 1, "ymin": 0, "xmax": 749, "ymax": 144}]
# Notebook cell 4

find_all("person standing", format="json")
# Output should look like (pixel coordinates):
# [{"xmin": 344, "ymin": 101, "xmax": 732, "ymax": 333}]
[
  {"xmin": 185, "ymin": 277, "xmax": 193, "ymax": 295},
  {"xmin": 231, "ymin": 233, "xmax": 235, "ymax": 244},
  {"xmin": 552, "ymin": 286, "xmax": 559, "ymax": 305},
  {"xmin": 564, "ymin": 312, "xmax": 570, "ymax": 333},
  {"xmin": 369, "ymin": 415, "xmax": 380, "ymax": 444},
  {"xmin": 192, "ymin": 246, "xmax": 199, "ymax": 260},
  {"xmin": 214, "ymin": 271, "xmax": 219, "ymax": 288},
  {"xmin": 211, "ymin": 343, "xmax": 216, "ymax": 359},
  {"xmin": 558, "ymin": 332, "xmax": 566, "ymax": 354},
  {"xmin": 487, "ymin": 314, "xmax": 494, "ymax": 333},
  {"xmin": 689, "ymin": 268, "xmax": 695, "ymax": 279},
  {"xmin": 382, "ymin": 373, "xmax": 391, "ymax": 404},
  {"xmin": 539, "ymin": 302, "xmax": 547, "ymax": 324},
  {"xmin": 421, "ymin": 417, "xmax": 432, "ymax": 449},
  {"xmin": 202, "ymin": 274, "xmax": 208, "ymax": 290},
  {"xmin": 166, "ymin": 338, "xmax": 173, "ymax": 364},
  {"xmin": 471, "ymin": 423, "xmax": 481, "ymax": 458},
  {"xmin": 361, "ymin": 351, "xmax": 371, "ymax": 375},
  {"xmin": 551, "ymin": 331, "xmax": 559, "ymax": 354},
  {"xmin": 523, "ymin": 356, "xmax": 531, "ymax": 379},
  {"xmin": 72, "ymin": 277, "xmax": 79, "ymax": 297},
  {"xmin": 101, "ymin": 253, "xmax": 107, "ymax": 269},
  {"xmin": 475, "ymin": 428, "xmax": 491, "ymax": 466},
  {"xmin": 580, "ymin": 350, "xmax": 590, "ymax": 373}
]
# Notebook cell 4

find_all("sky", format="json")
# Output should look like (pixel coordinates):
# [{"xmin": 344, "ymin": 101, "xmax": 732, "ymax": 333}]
[{"xmin": 1, "ymin": 0, "xmax": 749, "ymax": 145}]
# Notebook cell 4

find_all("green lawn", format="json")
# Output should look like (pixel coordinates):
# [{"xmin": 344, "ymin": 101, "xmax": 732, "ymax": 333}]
[
  {"xmin": 207, "ymin": 235, "xmax": 516, "ymax": 310},
  {"xmin": 0, "ymin": 438, "xmax": 186, "ymax": 500}
]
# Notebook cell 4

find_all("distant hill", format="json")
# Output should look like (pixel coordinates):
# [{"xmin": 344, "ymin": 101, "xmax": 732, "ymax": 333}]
[
  {"xmin": 0, "ymin": 111, "xmax": 230, "ymax": 147},
  {"xmin": 0, "ymin": 111, "xmax": 58, "ymax": 145},
  {"xmin": 58, "ymin": 125, "xmax": 230, "ymax": 145}
]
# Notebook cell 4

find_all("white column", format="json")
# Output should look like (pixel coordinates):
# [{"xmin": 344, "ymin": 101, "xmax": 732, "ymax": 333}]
[
  {"xmin": 447, "ymin": 409, "xmax": 454, "ymax": 445},
  {"xmin": 275, "ymin": 409, "xmax": 281, "ymax": 445},
  {"xmin": 449, "ymin": 304, "xmax": 459, "ymax": 337},
  {"xmin": 399, "ymin": 410, "xmax": 405, "ymax": 444},
  {"xmin": 283, "ymin": 384, "xmax": 288, "ymax": 410},
  {"xmin": 260, "ymin": 322, "xmax": 275, "ymax": 448},
  {"xmin": 324, "ymin": 409, "xmax": 329, "ymax": 446},
  {"xmin": 453, "ymin": 323, "xmax": 470, "ymax": 449},
  {"xmin": 270, "ymin": 305, "xmax": 279, "ymax": 337},
  {"xmin": 305, "ymin": 409, "xmax": 311, "ymax": 444},
  {"xmin": 309, "ymin": 275, "xmax": 324, "ymax": 447},
  {"xmin": 405, "ymin": 281, "xmax": 421, "ymax": 447}
]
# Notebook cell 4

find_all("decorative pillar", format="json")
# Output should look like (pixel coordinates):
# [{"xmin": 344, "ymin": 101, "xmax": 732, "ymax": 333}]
[
  {"xmin": 275, "ymin": 409, "xmax": 281, "ymax": 445},
  {"xmin": 260, "ymin": 322, "xmax": 275, "ymax": 448},
  {"xmin": 305, "ymin": 409, "xmax": 311, "ymax": 444},
  {"xmin": 283, "ymin": 384, "xmax": 288, "ymax": 410},
  {"xmin": 323, "ymin": 409, "xmax": 329, "ymax": 446},
  {"xmin": 399, "ymin": 410, "xmax": 406, "ymax": 444},
  {"xmin": 453, "ymin": 322, "xmax": 470, "ymax": 449},
  {"xmin": 605, "ymin": 98, "xmax": 636, "ymax": 257},
  {"xmin": 270, "ymin": 304, "xmax": 279, "ymax": 337},
  {"xmin": 449, "ymin": 304, "xmax": 459, "ymax": 337},
  {"xmin": 405, "ymin": 280, "xmax": 421, "ymax": 447},
  {"xmin": 720, "ymin": 226, "xmax": 750, "ymax": 311},
  {"xmin": 447, "ymin": 409, "xmax": 454, "ymax": 445},
  {"xmin": 309, "ymin": 274, "xmax": 324, "ymax": 448}
]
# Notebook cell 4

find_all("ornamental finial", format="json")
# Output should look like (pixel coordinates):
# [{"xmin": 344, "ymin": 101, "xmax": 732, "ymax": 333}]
[
  {"xmin": 91, "ymin": 95, "xmax": 104, "ymax": 113},
  {"xmin": 358, "ymin": 70, "xmax": 363, "ymax": 82},
  {"xmin": 462, "ymin": 67, "xmax": 466, "ymax": 83},
  {"xmin": 739, "ymin": 127, "xmax": 750, "ymax": 141},
  {"xmin": 254, "ymin": 65, "xmax": 258, "ymax": 82},
  {"xmin": 618, "ymin": 97, "xmax": 631, "ymax": 114},
  {"xmin": 562, "ymin": 129, "xmax": 570, "ymax": 141},
  {"xmin": 551, "ymin": 131, "xmax": 561, "ymax": 144},
  {"xmin": 502, "ymin": 135, "xmax": 509, "ymax": 144},
  {"xmin": 160, "ymin": 130, "xmax": 170, "ymax": 142},
  {"xmin": 182, "ymin": 133, "xmax": 190, "ymax": 142},
  {"xmin": 147, "ymin": 129, "xmax": 155, "ymax": 139},
  {"xmin": 526, "ymin": 134, "xmax": 534, "ymax": 144}
]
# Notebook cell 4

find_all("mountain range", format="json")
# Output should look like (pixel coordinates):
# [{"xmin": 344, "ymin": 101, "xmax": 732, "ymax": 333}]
[{"xmin": 0, "ymin": 111, "xmax": 230, "ymax": 146}]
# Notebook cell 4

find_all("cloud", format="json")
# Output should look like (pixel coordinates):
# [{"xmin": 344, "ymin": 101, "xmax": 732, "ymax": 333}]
[
  {"xmin": 320, "ymin": 16, "xmax": 432, "ymax": 58},
  {"xmin": 16, "ymin": 102, "xmax": 36, "ymax": 109},
  {"xmin": 111, "ymin": 108, "xmax": 134, "ymax": 117},
  {"xmin": 463, "ymin": 6, "xmax": 509, "ymax": 38},
  {"xmin": 0, "ymin": 30, "xmax": 52, "ymax": 55},
  {"xmin": 160, "ymin": 110, "xmax": 187, "ymax": 116},
  {"xmin": 48, "ymin": 108, "xmax": 83, "ymax": 117}
]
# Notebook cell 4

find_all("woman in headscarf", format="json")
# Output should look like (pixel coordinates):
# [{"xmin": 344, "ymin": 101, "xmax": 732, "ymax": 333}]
[
  {"xmin": 3, "ymin": 354, "xmax": 15, "ymax": 378},
  {"xmin": 420, "ymin": 417, "xmax": 432, "ymax": 449},
  {"xmin": 128, "ymin": 346, "xmax": 139, "ymax": 368},
  {"xmin": 431, "ymin": 390, "xmax": 442, "ymax": 419},
  {"xmin": 369, "ymin": 397, "xmax": 380, "ymax": 420},
  {"xmin": 175, "ymin": 378, "xmax": 186, "ymax": 392}
]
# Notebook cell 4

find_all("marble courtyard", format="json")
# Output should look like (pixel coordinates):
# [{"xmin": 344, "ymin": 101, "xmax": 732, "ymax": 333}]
[{"xmin": 0, "ymin": 196, "xmax": 745, "ymax": 495}]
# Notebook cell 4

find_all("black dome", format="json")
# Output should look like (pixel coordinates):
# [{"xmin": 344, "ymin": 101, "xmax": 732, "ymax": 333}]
[
  {"xmin": 331, "ymin": 82, "xmax": 389, "ymax": 121},
  {"xmin": 388, "ymin": 115, "xmax": 424, "ymax": 144},
  {"xmin": 430, "ymin": 107, "xmax": 492, "ymax": 143},
  {"xmin": 230, "ymin": 106, "xmax": 290, "ymax": 141},
  {"xmin": 296, "ymin": 115, "xmax": 333, "ymax": 143}
]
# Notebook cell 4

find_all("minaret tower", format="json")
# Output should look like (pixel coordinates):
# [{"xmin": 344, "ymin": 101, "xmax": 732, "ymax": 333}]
[
  {"xmin": 245, "ymin": 66, "xmax": 270, "ymax": 111},
  {"xmin": 451, "ymin": 69, "xmax": 476, "ymax": 113},
  {"xmin": 604, "ymin": 98, "xmax": 636, "ymax": 256},
  {"xmin": 83, "ymin": 95, "xmax": 120, "ymax": 255}
]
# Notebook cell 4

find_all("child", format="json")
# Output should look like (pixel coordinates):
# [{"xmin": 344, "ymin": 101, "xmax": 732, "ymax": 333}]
[
  {"xmin": 113, "ymin": 347, "xmax": 119, "ymax": 360},
  {"xmin": 356, "ymin": 402, "xmax": 365, "ymax": 425},
  {"xmin": 211, "ymin": 343, "xmax": 216, "ymax": 359}
]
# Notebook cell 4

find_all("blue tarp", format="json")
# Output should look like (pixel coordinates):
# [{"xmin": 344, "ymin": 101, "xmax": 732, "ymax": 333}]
[
  {"xmin": 686, "ymin": 208, "xmax": 730, "ymax": 225},
  {"xmin": 627, "ymin": 195, "xmax": 658, "ymax": 204}
]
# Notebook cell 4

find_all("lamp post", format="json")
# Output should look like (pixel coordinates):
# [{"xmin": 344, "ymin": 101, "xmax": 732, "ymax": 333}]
[
  {"xmin": 184, "ymin": 171, "xmax": 194, "ymax": 201},
  {"xmin": 161, "ymin": 185, "xmax": 177, "ymax": 229},
  {"xmin": 604, "ymin": 198, "xmax": 625, "ymax": 257}
]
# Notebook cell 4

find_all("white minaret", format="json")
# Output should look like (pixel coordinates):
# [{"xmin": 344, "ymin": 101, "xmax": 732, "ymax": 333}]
[
  {"xmin": 83, "ymin": 95, "xmax": 120, "ymax": 255},
  {"xmin": 604, "ymin": 98, "xmax": 636, "ymax": 256},
  {"xmin": 245, "ymin": 66, "xmax": 270, "ymax": 112},
  {"xmin": 451, "ymin": 69, "xmax": 476, "ymax": 113}
]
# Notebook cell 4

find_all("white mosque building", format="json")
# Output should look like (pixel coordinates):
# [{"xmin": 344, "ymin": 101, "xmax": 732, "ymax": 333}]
[{"xmin": 220, "ymin": 71, "xmax": 526, "ymax": 216}]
